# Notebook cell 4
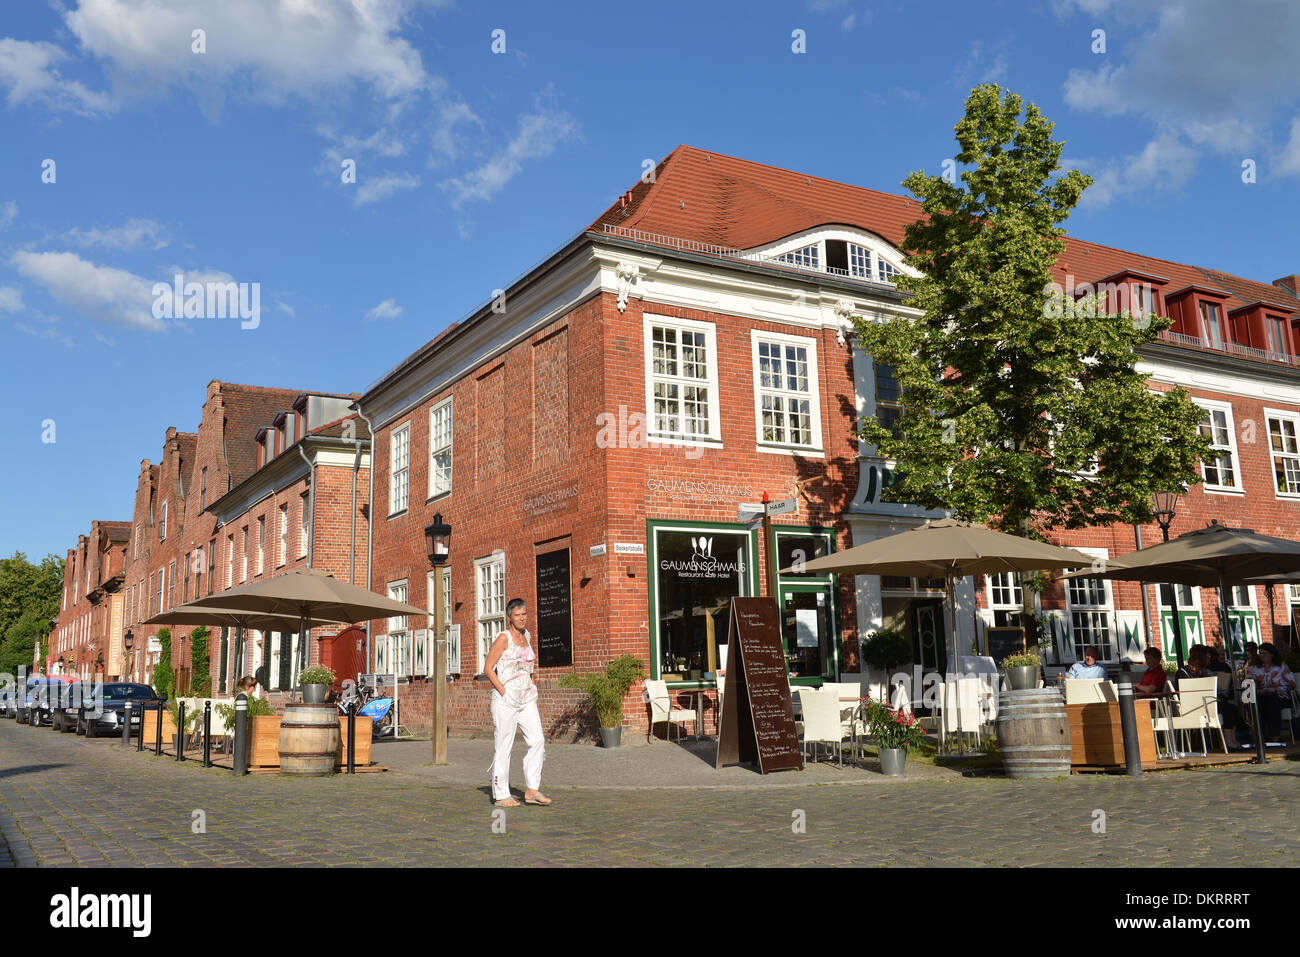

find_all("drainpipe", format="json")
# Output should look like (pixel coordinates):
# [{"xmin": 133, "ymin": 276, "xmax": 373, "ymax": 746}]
[
  {"xmin": 355, "ymin": 404, "xmax": 376, "ymax": 672},
  {"xmin": 296, "ymin": 444, "xmax": 316, "ymax": 672},
  {"xmin": 351, "ymin": 435, "xmax": 362, "ymax": 585}
]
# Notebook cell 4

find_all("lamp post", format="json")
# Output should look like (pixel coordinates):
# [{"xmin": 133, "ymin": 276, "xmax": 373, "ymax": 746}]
[
  {"xmin": 1150, "ymin": 491, "xmax": 1186, "ymax": 670},
  {"xmin": 425, "ymin": 514, "xmax": 452, "ymax": 765},
  {"xmin": 124, "ymin": 629, "xmax": 134, "ymax": 682}
]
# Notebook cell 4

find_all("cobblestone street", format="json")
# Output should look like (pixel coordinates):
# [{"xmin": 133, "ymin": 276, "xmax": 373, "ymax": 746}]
[{"xmin": 3, "ymin": 719, "xmax": 1298, "ymax": 868}]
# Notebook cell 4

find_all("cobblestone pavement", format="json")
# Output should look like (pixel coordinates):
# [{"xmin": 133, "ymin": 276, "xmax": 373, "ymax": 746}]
[{"xmin": 3, "ymin": 719, "xmax": 1298, "ymax": 867}]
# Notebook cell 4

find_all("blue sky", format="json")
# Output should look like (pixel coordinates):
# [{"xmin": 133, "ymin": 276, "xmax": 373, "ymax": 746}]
[{"xmin": 3, "ymin": 0, "xmax": 1299, "ymax": 562}]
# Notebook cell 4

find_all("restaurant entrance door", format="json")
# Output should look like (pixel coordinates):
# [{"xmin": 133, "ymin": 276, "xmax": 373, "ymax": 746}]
[
  {"xmin": 911, "ymin": 597, "xmax": 946, "ymax": 677},
  {"xmin": 779, "ymin": 582, "xmax": 838, "ymax": 685}
]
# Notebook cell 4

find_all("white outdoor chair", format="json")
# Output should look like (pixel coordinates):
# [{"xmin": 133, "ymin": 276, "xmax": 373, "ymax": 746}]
[
  {"xmin": 643, "ymin": 680, "xmax": 696, "ymax": 743},
  {"xmin": 1063, "ymin": 679, "xmax": 1117, "ymax": 705},
  {"xmin": 939, "ymin": 677, "xmax": 983, "ymax": 753},
  {"xmin": 1153, "ymin": 677, "xmax": 1221, "ymax": 756},
  {"xmin": 797, "ymin": 687, "xmax": 844, "ymax": 766}
]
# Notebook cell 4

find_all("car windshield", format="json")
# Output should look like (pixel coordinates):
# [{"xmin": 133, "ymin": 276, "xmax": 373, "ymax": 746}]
[{"xmin": 102, "ymin": 685, "xmax": 155, "ymax": 701}]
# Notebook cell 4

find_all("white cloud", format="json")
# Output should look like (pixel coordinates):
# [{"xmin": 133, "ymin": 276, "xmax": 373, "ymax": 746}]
[
  {"xmin": 10, "ymin": 250, "xmax": 163, "ymax": 331},
  {"xmin": 354, "ymin": 171, "xmax": 421, "ymax": 206},
  {"xmin": 440, "ymin": 90, "xmax": 578, "ymax": 209},
  {"xmin": 275, "ymin": 298, "xmax": 295, "ymax": 318},
  {"xmin": 366, "ymin": 298, "xmax": 402, "ymax": 320},
  {"xmin": 0, "ymin": 200, "xmax": 15, "ymax": 229},
  {"xmin": 1276, "ymin": 118, "xmax": 1300, "ymax": 178},
  {"xmin": 1075, "ymin": 132, "xmax": 1199, "ymax": 208},
  {"xmin": 63, "ymin": 217, "xmax": 169, "ymax": 251},
  {"xmin": 1060, "ymin": 1, "xmax": 1300, "ymax": 174},
  {"xmin": 62, "ymin": 0, "xmax": 447, "ymax": 108},
  {"xmin": 430, "ymin": 100, "xmax": 482, "ymax": 163},
  {"xmin": 0, "ymin": 285, "xmax": 22, "ymax": 312},
  {"xmin": 0, "ymin": 38, "xmax": 112, "ymax": 114}
]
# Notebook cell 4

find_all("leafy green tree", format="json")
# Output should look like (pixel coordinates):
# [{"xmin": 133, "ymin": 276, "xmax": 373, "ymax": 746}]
[
  {"xmin": 153, "ymin": 628, "xmax": 174, "ymax": 700},
  {"xmin": 0, "ymin": 607, "xmax": 53, "ymax": 676},
  {"xmin": 853, "ymin": 85, "xmax": 1208, "ymax": 540},
  {"xmin": 0, "ymin": 552, "xmax": 63, "ymax": 674}
]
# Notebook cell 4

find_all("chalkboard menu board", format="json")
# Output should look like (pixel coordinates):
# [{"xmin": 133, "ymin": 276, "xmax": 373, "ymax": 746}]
[
  {"xmin": 985, "ymin": 625, "xmax": 1026, "ymax": 664},
  {"xmin": 536, "ymin": 548, "xmax": 572, "ymax": 668},
  {"xmin": 715, "ymin": 597, "xmax": 804, "ymax": 774}
]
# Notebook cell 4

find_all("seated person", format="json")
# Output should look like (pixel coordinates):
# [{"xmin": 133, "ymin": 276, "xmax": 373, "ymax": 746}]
[
  {"xmin": 1176, "ymin": 647, "xmax": 1210, "ymax": 681},
  {"xmin": 1206, "ymin": 644, "xmax": 1232, "ymax": 673},
  {"xmin": 1248, "ymin": 643, "xmax": 1296, "ymax": 743},
  {"xmin": 1134, "ymin": 647, "xmax": 1168, "ymax": 694},
  {"xmin": 1066, "ymin": 646, "xmax": 1106, "ymax": 679}
]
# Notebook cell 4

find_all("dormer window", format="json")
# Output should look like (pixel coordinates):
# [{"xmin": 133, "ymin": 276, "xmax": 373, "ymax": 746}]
[
  {"xmin": 1200, "ymin": 301, "xmax": 1225, "ymax": 348},
  {"xmin": 1266, "ymin": 315, "xmax": 1290, "ymax": 358},
  {"xmin": 775, "ymin": 244, "xmax": 819, "ymax": 270},
  {"xmin": 1132, "ymin": 283, "xmax": 1157, "ymax": 318}
]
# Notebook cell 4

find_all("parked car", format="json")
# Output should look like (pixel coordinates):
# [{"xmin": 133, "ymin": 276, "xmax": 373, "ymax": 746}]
[
  {"xmin": 18, "ymin": 676, "xmax": 67, "ymax": 725},
  {"xmin": 52, "ymin": 682, "xmax": 94, "ymax": 733},
  {"xmin": 66, "ymin": 683, "xmax": 156, "ymax": 737}
]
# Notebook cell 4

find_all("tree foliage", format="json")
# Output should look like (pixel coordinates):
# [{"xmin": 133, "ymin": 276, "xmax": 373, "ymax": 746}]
[
  {"xmin": 0, "ymin": 552, "xmax": 63, "ymax": 675},
  {"xmin": 153, "ymin": 628, "xmax": 174, "ymax": 701},
  {"xmin": 189, "ymin": 626, "xmax": 211, "ymax": 697},
  {"xmin": 853, "ymin": 85, "xmax": 1209, "ymax": 536}
]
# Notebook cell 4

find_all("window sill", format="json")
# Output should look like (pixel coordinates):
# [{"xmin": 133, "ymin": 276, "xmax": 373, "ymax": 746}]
[
  {"xmin": 1203, "ymin": 486, "xmax": 1245, "ymax": 497},
  {"xmin": 645, "ymin": 434, "xmax": 723, "ymax": 450},
  {"xmin": 387, "ymin": 508, "xmax": 409, "ymax": 520},
  {"xmin": 426, "ymin": 489, "xmax": 452, "ymax": 504},
  {"xmin": 756, "ymin": 442, "xmax": 825, "ymax": 458}
]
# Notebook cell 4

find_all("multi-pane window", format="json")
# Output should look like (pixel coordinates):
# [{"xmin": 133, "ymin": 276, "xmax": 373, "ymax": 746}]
[
  {"xmin": 427, "ymin": 568, "xmax": 458, "ymax": 674},
  {"xmin": 774, "ymin": 244, "xmax": 819, "ymax": 269},
  {"xmin": 848, "ymin": 244, "xmax": 872, "ymax": 279},
  {"xmin": 1267, "ymin": 413, "xmax": 1300, "ymax": 495},
  {"xmin": 159, "ymin": 501, "xmax": 168, "ymax": 541},
  {"xmin": 300, "ymin": 495, "xmax": 309, "ymax": 558},
  {"xmin": 476, "ymin": 554, "xmax": 505, "ymax": 670},
  {"xmin": 874, "ymin": 361, "xmax": 902, "ymax": 438},
  {"xmin": 1267, "ymin": 317, "xmax": 1289, "ymax": 358},
  {"xmin": 257, "ymin": 517, "xmax": 265, "ymax": 575},
  {"xmin": 241, "ymin": 527, "xmax": 249, "ymax": 581},
  {"xmin": 200, "ymin": 467, "xmax": 207, "ymax": 510},
  {"xmin": 183, "ymin": 557, "xmax": 190, "ymax": 603},
  {"xmin": 278, "ymin": 505, "xmax": 288, "ymax": 566},
  {"xmin": 876, "ymin": 258, "xmax": 899, "ymax": 283},
  {"xmin": 1230, "ymin": 585, "xmax": 1253, "ymax": 608},
  {"xmin": 390, "ymin": 424, "xmax": 410, "ymax": 514},
  {"xmin": 1132, "ymin": 283, "xmax": 1156, "ymax": 319},
  {"xmin": 1199, "ymin": 301, "xmax": 1224, "ymax": 348},
  {"xmin": 648, "ymin": 320, "xmax": 717, "ymax": 440},
  {"xmin": 755, "ymin": 336, "xmax": 816, "ymax": 447},
  {"xmin": 1197, "ymin": 402, "xmax": 1240, "ymax": 490},
  {"xmin": 388, "ymin": 581, "xmax": 409, "ymax": 676},
  {"xmin": 987, "ymin": 572, "xmax": 1024, "ymax": 628},
  {"xmin": 207, "ymin": 539, "xmax": 215, "ymax": 596},
  {"xmin": 156, "ymin": 569, "xmax": 164, "ymax": 617},
  {"xmin": 226, "ymin": 534, "xmax": 235, "ymax": 587},
  {"xmin": 429, "ymin": 399, "xmax": 453, "ymax": 498},
  {"xmin": 1066, "ymin": 550, "xmax": 1113, "ymax": 661},
  {"xmin": 167, "ymin": 561, "xmax": 175, "ymax": 610}
]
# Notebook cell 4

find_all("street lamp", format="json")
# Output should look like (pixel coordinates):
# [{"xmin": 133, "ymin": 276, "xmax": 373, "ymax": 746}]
[
  {"xmin": 124, "ymin": 629, "xmax": 135, "ymax": 682},
  {"xmin": 1150, "ymin": 490, "xmax": 1185, "ymax": 670},
  {"xmin": 424, "ymin": 514, "xmax": 452, "ymax": 765}
]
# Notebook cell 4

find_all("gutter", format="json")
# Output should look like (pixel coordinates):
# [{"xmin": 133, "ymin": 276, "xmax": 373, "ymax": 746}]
[{"xmin": 354, "ymin": 404, "xmax": 376, "ymax": 673}]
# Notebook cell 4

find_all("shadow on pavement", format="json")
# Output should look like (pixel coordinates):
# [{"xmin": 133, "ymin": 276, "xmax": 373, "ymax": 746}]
[{"xmin": 0, "ymin": 764, "xmax": 68, "ymax": 778}]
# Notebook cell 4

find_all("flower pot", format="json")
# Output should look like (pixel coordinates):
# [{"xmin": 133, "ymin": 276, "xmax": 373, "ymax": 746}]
[
  {"xmin": 301, "ymin": 683, "xmax": 329, "ymax": 704},
  {"xmin": 1006, "ymin": 665, "xmax": 1039, "ymax": 691},
  {"xmin": 598, "ymin": 726, "xmax": 623, "ymax": 748},
  {"xmin": 879, "ymin": 747, "xmax": 907, "ymax": 776}
]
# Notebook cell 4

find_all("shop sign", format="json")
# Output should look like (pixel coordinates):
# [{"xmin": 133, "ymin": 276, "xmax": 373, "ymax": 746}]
[
  {"xmin": 767, "ymin": 497, "xmax": 797, "ymax": 517},
  {"xmin": 147, "ymin": 637, "xmax": 162, "ymax": 654},
  {"xmin": 658, "ymin": 535, "xmax": 747, "ymax": 580},
  {"xmin": 536, "ymin": 549, "xmax": 573, "ymax": 668},
  {"xmin": 646, "ymin": 476, "xmax": 755, "ymax": 504},
  {"xmin": 522, "ymin": 482, "xmax": 579, "ymax": 520}
]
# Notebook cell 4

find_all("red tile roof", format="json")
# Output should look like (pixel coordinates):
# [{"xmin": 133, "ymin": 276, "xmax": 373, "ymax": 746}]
[{"xmin": 590, "ymin": 145, "xmax": 1299, "ymax": 320}]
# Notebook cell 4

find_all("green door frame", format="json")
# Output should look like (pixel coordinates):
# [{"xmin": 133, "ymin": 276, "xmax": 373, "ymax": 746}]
[
  {"xmin": 771, "ymin": 524, "xmax": 840, "ymax": 684},
  {"xmin": 777, "ymin": 581, "xmax": 840, "ymax": 685}
]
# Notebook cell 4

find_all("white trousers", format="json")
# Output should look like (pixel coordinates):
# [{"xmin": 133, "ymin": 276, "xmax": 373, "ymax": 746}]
[{"xmin": 490, "ymin": 695, "xmax": 544, "ymax": 800}]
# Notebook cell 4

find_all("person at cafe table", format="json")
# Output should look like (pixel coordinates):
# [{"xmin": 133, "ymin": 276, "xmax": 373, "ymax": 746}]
[
  {"xmin": 1133, "ymin": 647, "xmax": 1168, "ymax": 695},
  {"xmin": 1066, "ymin": 646, "xmax": 1106, "ymax": 679}
]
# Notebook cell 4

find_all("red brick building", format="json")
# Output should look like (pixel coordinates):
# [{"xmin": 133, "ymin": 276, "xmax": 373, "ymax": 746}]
[
  {"xmin": 357, "ymin": 145, "xmax": 1300, "ymax": 739},
  {"xmin": 49, "ymin": 521, "xmax": 129, "ymax": 679}
]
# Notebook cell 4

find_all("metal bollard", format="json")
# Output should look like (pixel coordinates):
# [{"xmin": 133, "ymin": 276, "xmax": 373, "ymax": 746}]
[
  {"xmin": 232, "ymin": 693, "xmax": 248, "ymax": 776},
  {"xmin": 137, "ymin": 702, "xmax": 146, "ymax": 752},
  {"xmin": 121, "ymin": 701, "xmax": 132, "ymax": 747},
  {"xmin": 1115, "ymin": 672, "xmax": 1142, "ymax": 776},
  {"xmin": 202, "ymin": 701, "xmax": 212, "ymax": 768},
  {"xmin": 154, "ymin": 700, "xmax": 163, "ymax": 755},
  {"xmin": 347, "ymin": 702, "xmax": 356, "ymax": 775},
  {"xmin": 176, "ymin": 702, "xmax": 186, "ymax": 761}
]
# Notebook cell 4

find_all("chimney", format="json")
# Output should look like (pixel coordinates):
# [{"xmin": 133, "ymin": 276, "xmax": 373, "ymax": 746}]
[{"xmin": 1274, "ymin": 275, "xmax": 1300, "ymax": 298}]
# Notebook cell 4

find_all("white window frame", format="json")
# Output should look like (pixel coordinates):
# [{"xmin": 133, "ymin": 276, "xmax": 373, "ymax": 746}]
[
  {"xmin": 1064, "ymin": 547, "xmax": 1116, "ymax": 662},
  {"xmin": 1199, "ymin": 300, "xmax": 1225, "ymax": 348},
  {"xmin": 475, "ymin": 553, "xmax": 506, "ymax": 672},
  {"xmin": 159, "ymin": 501, "xmax": 168, "ymax": 541},
  {"xmin": 226, "ymin": 534, "xmax": 234, "ymax": 588},
  {"xmin": 1265, "ymin": 408, "xmax": 1300, "ymax": 498},
  {"xmin": 427, "ymin": 568, "xmax": 458, "ymax": 674},
  {"xmin": 256, "ymin": 516, "xmax": 265, "ymax": 575},
  {"xmin": 1195, "ymin": 399, "xmax": 1243, "ymax": 495},
  {"xmin": 986, "ymin": 572, "xmax": 1024, "ymax": 626},
  {"xmin": 156, "ymin": 568, "xmax": 164, "ymax": 617},
  {"xmin": 299, "ymin": 494, "xmax": 309, "ymax": 558},
  {"xmin": 643, "ymin": 314, "xmax": 722, "ymax": 446},
  {"xmin": 241, "ymin": 526, "xmax": 249, "ymax": 582},
  {"xmin": 278, "ymin": 505, "xmax": 288, "ymax": 567},
  {"xmin": 750, "ymin": 329, "xmax": 824, "ymax": 454},
  {"xmin": 428, "ymin": 397, "xmax": 453, "ymax": 500},
  {"xmin": 389, "ymin": 422, "xmax": 410, "ymax": 515},
  {"xmin": 387, "ymin": 580, "xmax": 409, "ymax": 677},
  {"xmin": 774, "ymin": 243, "xmax": 819, "ymax": 269}
]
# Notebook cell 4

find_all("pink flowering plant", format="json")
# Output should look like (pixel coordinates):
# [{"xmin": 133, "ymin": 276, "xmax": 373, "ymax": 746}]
[{"xmin": 860, "ymin": 696, "xmax": 926, "ymax": 751}]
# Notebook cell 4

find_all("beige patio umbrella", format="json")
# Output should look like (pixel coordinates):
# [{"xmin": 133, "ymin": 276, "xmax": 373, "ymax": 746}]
[
  {"xmin": 144, "ymin": 604, "xmax": 305, "ymax": 687},
  {"xmin": 782, "ymin": 518, "xmax": 1097, "ymax": 670},
  {"xmin": 184, "ymin": 567, "xmax": 428, "ymax": 674}
]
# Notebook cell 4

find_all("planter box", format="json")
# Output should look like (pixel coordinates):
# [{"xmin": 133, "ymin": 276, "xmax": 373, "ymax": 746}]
[
  {"xmin": 140, "ymin": 709, "xmax": 177, "ymax": 748},
  {"xmin": 246, "ymin": 714, "xmax": 373, "ymax": 769},
  {"xmin": 1066, "ymin": 701, "xmax": 1158, "ymax": 767}
]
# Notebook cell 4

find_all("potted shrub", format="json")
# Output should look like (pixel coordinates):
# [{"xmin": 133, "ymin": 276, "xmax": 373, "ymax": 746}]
[
  {"xmin": 215, "ymin": 696, "xmax": 279, "ymax": 767},
  {"xmin": 1002, "ymin": 651, "xmax": 1041, "ymax": 691},
  {"xmin": 166, "ymin": 700, "xmax": 202, "ymax": 751},
  {"xmin": 298, "ymin": 665, "xmax": 336, "ymax": 704},
  {"xmin": 861, "ymin": 696, "xmax": 925, "ymax": 776},
  {"xmin": 860, "ymin": 629, "xmax": 912, "ymax": 699},
  {"xmin": 559, "ymin": 654, "xmax": 645, "ymax": 748}
]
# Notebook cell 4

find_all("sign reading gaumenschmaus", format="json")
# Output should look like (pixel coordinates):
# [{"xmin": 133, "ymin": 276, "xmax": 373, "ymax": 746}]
[
  {"xmin": 522, "ymin": 482, "xmax": 579, "ymax": 521},
  {"xmin": 645, "ymin": 476, "xmax": 755, "ymax": 504}
]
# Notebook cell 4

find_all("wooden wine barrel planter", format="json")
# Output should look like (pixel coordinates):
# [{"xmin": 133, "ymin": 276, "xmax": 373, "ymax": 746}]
[
  {"xmin": 996, "ymin": 688, "xmax": 1071, "ymax": 778},
  {"xmin": 278, "ymin": 703, "xmax": 341, "ymax": 777}
]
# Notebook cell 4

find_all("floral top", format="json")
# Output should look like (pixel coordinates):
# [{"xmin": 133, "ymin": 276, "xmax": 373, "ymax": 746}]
[
  {"xmin": 1248, "ymin": 663, "xmax": 1296, "ymax": 698},
  {"xmin": 493, "ymin": 630, "xmax": 538, "ymax": 710}
]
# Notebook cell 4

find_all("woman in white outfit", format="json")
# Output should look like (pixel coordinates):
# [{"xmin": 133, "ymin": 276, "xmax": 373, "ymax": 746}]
[{"xmin": 485, "ymin": 598, "xmax": 550, "ymax": 807}]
